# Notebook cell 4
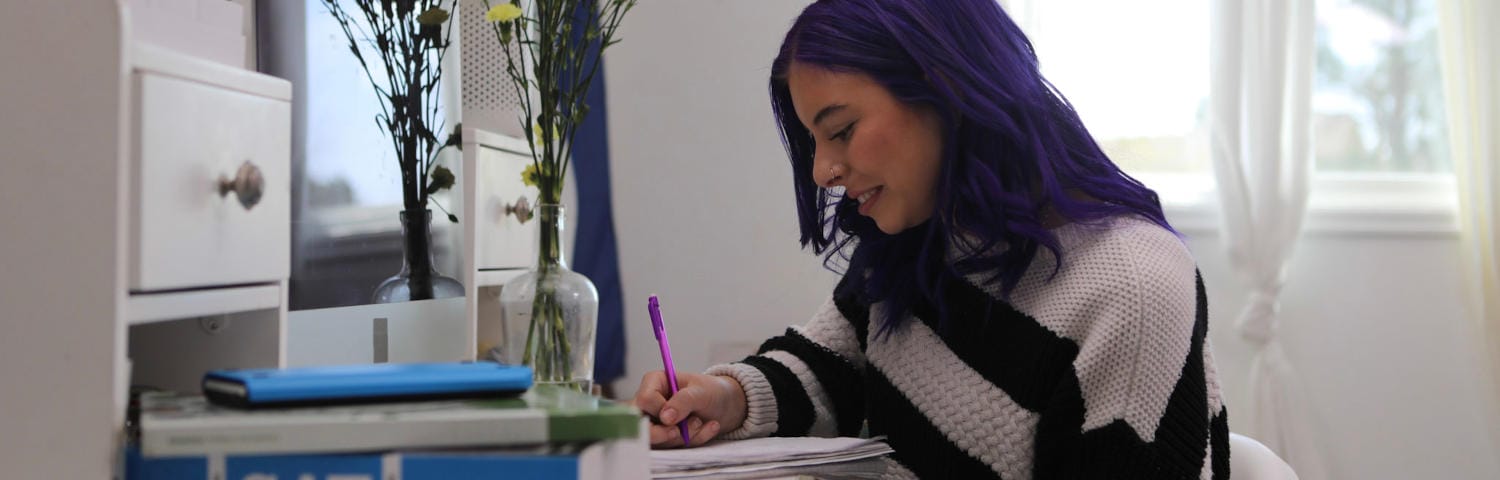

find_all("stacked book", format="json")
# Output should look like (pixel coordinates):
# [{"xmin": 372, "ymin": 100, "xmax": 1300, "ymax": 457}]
[
  {"xmin": 127, "ymin": 384, "xmax": 649, "ymax": 480},
  {"xmin": 650, "ymin": 436, "xmax": 893, "ymax": 480}
]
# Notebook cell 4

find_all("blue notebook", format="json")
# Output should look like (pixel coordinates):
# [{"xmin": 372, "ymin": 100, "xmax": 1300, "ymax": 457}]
[{"xmin": 202, "ymin": 361, "xmax": 532, "ymax": 408}]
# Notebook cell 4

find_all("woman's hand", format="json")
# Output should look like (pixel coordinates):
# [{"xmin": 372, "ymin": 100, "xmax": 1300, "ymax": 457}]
[{"xmin": 630, "ymin": 371, "xmax": 748, "ymax": 448}]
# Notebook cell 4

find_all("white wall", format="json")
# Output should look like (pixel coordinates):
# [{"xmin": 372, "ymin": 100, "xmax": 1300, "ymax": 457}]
[
  {"xmin": 1189, "ymin": 230, "xmax": 1500, "ymax": 479},
  {"xmin": 607, "ymin": 0, "xmax": 838, "ymax": 388},
  {"xmin": 603, "ymin": 1, "xmax": 1500, "ymax": 478}
]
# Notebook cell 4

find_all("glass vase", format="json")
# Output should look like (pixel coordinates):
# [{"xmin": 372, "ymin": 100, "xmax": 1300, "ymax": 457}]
[
  {"xmin": 373, "ymin": 209, "xmax": 465, "ymax": 303},
  {"xmin": 499, "ymin": 204, "xmax": 599, "ymax": 392}
]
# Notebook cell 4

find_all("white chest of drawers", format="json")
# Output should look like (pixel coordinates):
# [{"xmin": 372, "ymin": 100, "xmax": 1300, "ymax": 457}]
[{"xmin": 0, "ymin": 3, "xmax": 291, "ymax": 478}]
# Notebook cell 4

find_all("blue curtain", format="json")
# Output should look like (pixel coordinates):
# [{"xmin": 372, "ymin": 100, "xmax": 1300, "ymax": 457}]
[{"xmin": 569, "ymin": 8, "xmax": 626, "ymax": 386}]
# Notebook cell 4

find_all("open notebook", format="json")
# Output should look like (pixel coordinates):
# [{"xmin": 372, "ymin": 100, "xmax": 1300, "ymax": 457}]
[{"xmin": 650, "ymin": 436, "xmax": 893, "ymax": 479}]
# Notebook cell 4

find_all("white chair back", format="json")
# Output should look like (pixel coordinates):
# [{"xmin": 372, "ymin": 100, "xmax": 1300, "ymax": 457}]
[{"xmin": 1230, "ymin": 433, "xmax": 1299, "ymax": 480}]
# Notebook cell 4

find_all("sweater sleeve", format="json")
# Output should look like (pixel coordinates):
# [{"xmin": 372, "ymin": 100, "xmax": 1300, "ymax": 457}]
[{"xmin": 705, "ymin": 276, "xmax": 870, "ymax": 439}]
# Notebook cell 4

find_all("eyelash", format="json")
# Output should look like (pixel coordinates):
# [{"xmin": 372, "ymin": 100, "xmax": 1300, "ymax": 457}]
[{"xmin": 828, "ymin": 122, "xmax": 856, "ymax": 142}]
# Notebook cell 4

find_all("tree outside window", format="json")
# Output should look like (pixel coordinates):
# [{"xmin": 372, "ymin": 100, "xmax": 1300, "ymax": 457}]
[{"xmin": 1314, "ymin": 0, "xmax": 1449, "ymax": 173}]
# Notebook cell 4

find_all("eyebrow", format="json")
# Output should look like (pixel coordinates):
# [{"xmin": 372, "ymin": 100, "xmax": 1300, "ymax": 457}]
[{"xmin": 812, "ymin": 104, "xmax": 847, "ymax": 128}]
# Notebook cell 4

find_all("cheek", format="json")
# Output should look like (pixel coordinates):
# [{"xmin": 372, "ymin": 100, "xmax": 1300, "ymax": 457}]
[
  {"xmin": 846, "ymin": 116, "xmax": 942, "ymax": 199},
  {"xmin": 848, "ymin": 123, "xmax": 899, "ymax": 175},
  {"xmin": 896, "ymin": 116, "xmax": 944, "ymax": 214}
]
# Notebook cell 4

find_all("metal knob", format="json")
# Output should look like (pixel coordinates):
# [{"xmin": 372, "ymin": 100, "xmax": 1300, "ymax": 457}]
[
  {"xmin": 217, "ymin": 161, "xmax": 264, "ymax": 210},
  {"xmin": 504, "ymin": 195, "xmax": 533, "ymax": 224}
]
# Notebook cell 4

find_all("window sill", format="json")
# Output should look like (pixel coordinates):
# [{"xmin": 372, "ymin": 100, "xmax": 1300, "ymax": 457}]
[{"xmin": 1139, "ymin": 172, "xmax": 1460, "ymax": 237}]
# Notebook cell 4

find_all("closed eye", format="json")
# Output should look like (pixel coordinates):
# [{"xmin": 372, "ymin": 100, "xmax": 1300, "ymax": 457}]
[{"xmin": 828, "ymin": 121, "xmax": 856, "ymax": 142}]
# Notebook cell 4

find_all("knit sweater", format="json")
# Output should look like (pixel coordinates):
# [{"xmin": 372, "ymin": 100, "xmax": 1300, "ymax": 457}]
[{"xmin": 705, "ymin": 216, "xmax": 1230, "ymax": 479}]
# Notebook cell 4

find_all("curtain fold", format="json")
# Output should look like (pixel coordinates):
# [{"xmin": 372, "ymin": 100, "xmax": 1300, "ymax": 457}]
[
  {"xmin": 569, "ymin": 3, "xmax": 627, "ymax": 389},
  {"xmin": 1208, "ymin": 0, "xmax": 1328, "ymax": 477},
  {"xmin": 1438, "ymin": 0, "xmax": 1500, "ymax": 434}
]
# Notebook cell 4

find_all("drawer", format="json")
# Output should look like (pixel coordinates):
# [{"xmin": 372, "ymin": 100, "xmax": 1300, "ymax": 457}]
[
  {"xmin": 130, "ymin": 73, "xmax": 290, "ymax": 291},
  {"xmin": 473, "ymin": 138, "xmax": 538, "ymax": 270}
]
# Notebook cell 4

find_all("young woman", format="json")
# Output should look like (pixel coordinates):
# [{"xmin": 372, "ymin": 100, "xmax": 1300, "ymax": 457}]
[{"xmin": 632, "ymin": 1, "xmax": 1229, "ymax": 478}]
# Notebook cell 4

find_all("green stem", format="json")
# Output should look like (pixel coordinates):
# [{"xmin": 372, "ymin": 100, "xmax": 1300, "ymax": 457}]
[
  {"xmin": 523, "ymin": 209, "xmax": 572, "ymax": 383},
  {"xmin": 522, "ymin": 289, "xmax": 540, "ymax": 365}
]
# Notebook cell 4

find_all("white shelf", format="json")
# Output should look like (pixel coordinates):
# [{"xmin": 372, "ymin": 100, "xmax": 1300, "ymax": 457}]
[{"xmin": 128, "ymin": 284, "xmax": 282, "ymax": 325}]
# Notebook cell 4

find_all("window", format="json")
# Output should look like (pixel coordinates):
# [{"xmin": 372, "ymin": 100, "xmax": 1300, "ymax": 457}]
[
  {"xmin": 1313, "ymin": 0, "xmax": 1449, "ymax": 173},
  {"xmin": 1003, "ymin": 0, "xmax": 1457, "ymax": 232},
  {"xmin": 1008, "ymin": 0, "xmax": 1212, "ymax": 177},
  {"xmin": 261, "ymin": 0, "xmax": 465, "ymax": 310}
]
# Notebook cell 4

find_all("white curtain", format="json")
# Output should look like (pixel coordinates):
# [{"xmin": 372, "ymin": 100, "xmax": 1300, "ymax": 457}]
[
  {"xmin": 1208, "ymin": 1, "xmax": 1329, "ymax": 478},
  {"xmin": 1438, "ymin": 0, "xmax": 1500, "ymax": 424}
]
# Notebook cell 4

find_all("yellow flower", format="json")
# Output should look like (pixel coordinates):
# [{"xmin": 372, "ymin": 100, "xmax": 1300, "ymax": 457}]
[
  {"xmin": 485, "ymin": 3, "xmax": 522, "ymax": 23},
  {"xmin": 531, "ymin": 122, "xmax": 562, "ymax": 147},
  {"xmin": 521, "ymin": 163, "xmax": 540, "ymax": 188}
]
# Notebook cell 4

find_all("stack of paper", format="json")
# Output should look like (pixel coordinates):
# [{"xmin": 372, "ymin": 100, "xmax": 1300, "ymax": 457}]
[{"xmin": 651, "ymin": 436, "xmax": 893, "ymax": 479}]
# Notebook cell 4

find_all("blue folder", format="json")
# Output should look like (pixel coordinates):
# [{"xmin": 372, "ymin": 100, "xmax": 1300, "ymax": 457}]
[{"xmin": 202, "ymin": 361, "xmax": 532, "ymax": 408}]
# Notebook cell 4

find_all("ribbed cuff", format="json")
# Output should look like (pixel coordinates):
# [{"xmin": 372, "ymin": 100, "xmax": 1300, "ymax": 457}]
[{"xmin": 704, "ymin": 362, "xmax": 778, "ymax": 440}]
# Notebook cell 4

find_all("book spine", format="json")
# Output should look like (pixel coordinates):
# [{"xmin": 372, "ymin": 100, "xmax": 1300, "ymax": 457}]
[
  {"xmin": 403, "ymin": 453, "xmax": 581, "ymax": 479},
  {"xmin": 126, "ymin": 450, "xmax": 584, "ymax": 480},
  {"xmin": 141, "ymin": 413, "xmax": 548, "ymax": 457},
  {"xmin": 127, "ymin": 449, "xmax": 384, "ymax": 480}
]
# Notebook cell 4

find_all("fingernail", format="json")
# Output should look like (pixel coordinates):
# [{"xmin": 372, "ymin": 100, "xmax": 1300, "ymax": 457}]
[{"xmin": 661, "ymin": 408, "xmax": 678, "ymax": 424}]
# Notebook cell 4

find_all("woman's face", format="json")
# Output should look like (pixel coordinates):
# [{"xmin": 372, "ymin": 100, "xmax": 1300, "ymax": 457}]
[{"xmin": 788, "ymin": 62, "xmax": 944, "ymax": 234}]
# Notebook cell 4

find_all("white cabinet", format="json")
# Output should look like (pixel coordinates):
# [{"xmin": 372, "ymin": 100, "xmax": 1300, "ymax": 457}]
[
  {"xmin": 468, "ymin": 128, "xmax": 539, "ymax": 272},
  {"xmin": 463, "ymin": 128, "xmax": 540, "ymax": 360},
  {"xmin": 122, "ymin": 48, "xmax": 292, "ymax": 387},
  {"xmin": 0, "ymin": 3, "xmax": 290, "ymax": 478}
]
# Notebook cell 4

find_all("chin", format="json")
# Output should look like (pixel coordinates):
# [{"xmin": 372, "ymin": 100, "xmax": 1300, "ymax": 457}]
[{"xmin": 873, "ymin": 217, "xmax": 906, "ymax": 235}]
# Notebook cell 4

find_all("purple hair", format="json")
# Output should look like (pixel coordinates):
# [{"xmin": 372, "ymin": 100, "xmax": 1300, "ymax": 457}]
[{"xmin": 770, "ymin": 0, "xmax": 1178, "ymax": 334}]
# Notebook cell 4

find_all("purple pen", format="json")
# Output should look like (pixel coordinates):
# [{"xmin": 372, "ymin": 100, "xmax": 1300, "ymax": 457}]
[{"xmin": 648, "ymin": 295, "xmax": 692, "ymax": 445}]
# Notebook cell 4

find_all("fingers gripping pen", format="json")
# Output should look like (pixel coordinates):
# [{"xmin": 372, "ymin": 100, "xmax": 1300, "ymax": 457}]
[{"xmin": 648, "ymin": 295, "xmax": 692, "ymax": 445}]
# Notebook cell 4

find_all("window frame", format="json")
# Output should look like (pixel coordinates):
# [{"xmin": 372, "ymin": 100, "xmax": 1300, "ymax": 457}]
[{"xmin": 1141, "ymin": 172, "xmax": 1458, "ymax": 237}]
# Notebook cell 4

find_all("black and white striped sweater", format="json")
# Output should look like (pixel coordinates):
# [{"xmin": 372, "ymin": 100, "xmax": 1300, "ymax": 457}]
[{"xmin": 706, "ymin": 217, "xmax": 1230, "ymax": 479}]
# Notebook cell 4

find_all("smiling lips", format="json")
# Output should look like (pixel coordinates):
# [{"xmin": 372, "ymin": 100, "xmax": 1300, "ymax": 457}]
[{"xmin": 850, "ymin": 186, "xmax": 883, "ymax": 215}]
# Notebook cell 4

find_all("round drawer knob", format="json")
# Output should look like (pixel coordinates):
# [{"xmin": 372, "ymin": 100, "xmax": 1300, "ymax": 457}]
[
  {"xmin": 217, "ymin": 161, "xmax": 265, "ymax": 210},
  {"xmin": 504, "ymin": 196, "xmax": 533, "ymax": 224}
]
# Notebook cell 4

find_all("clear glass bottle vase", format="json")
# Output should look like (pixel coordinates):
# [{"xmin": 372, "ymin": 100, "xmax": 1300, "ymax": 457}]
[
  {"xmin": 373, "ymin": 209, "xmax": 465, "ymax": 303},
  {"xmin": 499, "ymin": 204, "xmax": 599, "ymax": 392}
]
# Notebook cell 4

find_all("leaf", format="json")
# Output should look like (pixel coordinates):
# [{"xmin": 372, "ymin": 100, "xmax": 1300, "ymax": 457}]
[
  {"xmin": 426, "ymin": 165, "xmax": 456, "ymax": 195},
  {"xmin": 444, "ymin": 123, "xmax": 463, "ymax": 147},
  {"xmin": 416, "ymin": 7, "xmax": 449, "ymax": 26}
]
